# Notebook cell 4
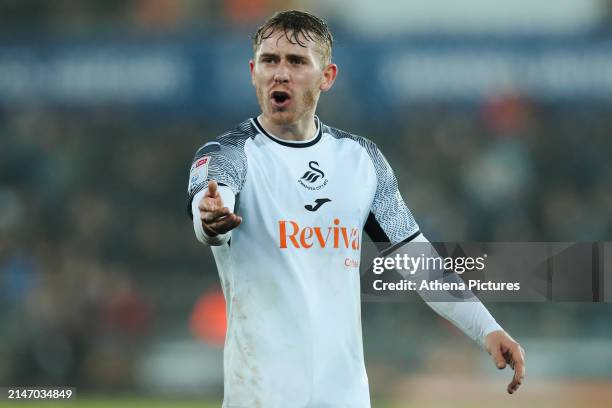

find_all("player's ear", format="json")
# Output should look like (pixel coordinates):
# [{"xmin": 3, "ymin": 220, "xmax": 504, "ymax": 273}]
[
  {"xmin": 320, "ymin": 63, "xmax": 338, "ymax": 92},
  {"xmin": 249, "ymin": 59, "xmax": 256, "ymax": 86}
]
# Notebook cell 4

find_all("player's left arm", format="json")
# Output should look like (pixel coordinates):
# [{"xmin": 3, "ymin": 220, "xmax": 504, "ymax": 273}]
[
  {"xmin": 407, "ymin": 234, "xmax": 526, "ymax": 394},
  {"xmin": 364, "ymin": 142, "xmax": 525, "ymax": 394}
]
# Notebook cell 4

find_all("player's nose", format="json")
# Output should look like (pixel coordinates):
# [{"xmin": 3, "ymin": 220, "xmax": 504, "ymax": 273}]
[{"xmin": 273, "ymin": 63, "xmax": 290, "ymax": 83}]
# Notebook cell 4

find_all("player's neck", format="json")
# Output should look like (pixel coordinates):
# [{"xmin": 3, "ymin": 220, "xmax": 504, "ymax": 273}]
[{"xmin": 258, "ymin": 114, "xmax": 318, "ymax": 142}]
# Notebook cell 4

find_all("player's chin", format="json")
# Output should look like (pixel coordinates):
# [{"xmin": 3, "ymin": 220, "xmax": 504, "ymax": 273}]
[{"xmin": 268, "ymin": 108, "xmax": 295, "ymax": 122}]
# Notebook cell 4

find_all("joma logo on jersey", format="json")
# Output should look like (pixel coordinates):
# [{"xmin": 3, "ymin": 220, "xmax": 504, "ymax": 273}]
[
  {"xmin": 298, "ymin": 161, "xmax": 328, "ymax": 191},
  {"xmin": 279, "ymin": 218, "xmax": 360, "ymax": 250}
]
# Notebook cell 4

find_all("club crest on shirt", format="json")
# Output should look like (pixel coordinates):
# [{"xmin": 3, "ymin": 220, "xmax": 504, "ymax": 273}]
[{"xmin": 298, "ymin": 161, "xmax": 328, "ymax": 190}]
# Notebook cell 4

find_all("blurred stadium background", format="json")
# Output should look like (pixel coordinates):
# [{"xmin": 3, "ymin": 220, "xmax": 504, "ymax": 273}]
[{"xmin": 1, "ymin": 0, "xmax": 612, "ymax": 407}]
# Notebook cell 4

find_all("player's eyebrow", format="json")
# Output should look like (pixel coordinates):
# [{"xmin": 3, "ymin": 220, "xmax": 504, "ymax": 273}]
[
  {"xmin": 286, "ymin": 54, "xmax": 308, "ymax": 62},
  {"xmin": 259, "ymin": 52, "xmax": 309, "ymax": 62},
  {"xmin": 259, "ymin": 53, "xmax": 279, "ymax": 60}
]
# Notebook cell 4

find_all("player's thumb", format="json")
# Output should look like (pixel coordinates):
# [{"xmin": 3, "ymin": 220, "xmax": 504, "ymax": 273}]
[
  {"xmin": 207, "ymin": 180, "xmax": 218, "ymax": 197},
  {"xmin": 490, "ymin": 348, "xmax": 507, "ymax": 369}
]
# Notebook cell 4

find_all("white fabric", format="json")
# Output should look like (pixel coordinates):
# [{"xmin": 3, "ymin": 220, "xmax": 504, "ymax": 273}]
[
  {"xmin": 211, "ymin": 132, "xmax": 379, "ymax": 407},
  {"xmin": 410, "ymin": 233, "xmax": 504, "ymax": 348}
]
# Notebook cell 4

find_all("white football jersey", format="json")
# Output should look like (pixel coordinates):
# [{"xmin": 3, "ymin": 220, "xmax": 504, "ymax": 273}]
[{"xmin": 187, "ymin": 117, "xmax": 500, "ymax": 407}]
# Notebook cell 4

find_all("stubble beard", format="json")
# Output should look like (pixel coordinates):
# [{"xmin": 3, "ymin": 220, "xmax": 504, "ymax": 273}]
[{"xmin": 256, "ymin": 84, "xmax": 319, "ymax": 125}]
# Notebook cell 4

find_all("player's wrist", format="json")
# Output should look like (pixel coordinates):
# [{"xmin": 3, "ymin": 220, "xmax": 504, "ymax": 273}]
[{"xmin": 484, "ymin": 329, "xmax": 509, "ymax": 350}]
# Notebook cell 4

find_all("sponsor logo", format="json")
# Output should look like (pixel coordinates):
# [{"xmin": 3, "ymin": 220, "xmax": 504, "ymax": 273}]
[
  {"xmin": 304, "ymin": 198, "xmax": 331, "ymax": 212},
  {"xmin": 188, "ymin": 156, "xmax": 210, "ymax": 194},
  {"xmin": 298, "ymin": 161, "xmax": 328, "ymax": 190},
  {"xmin": 278, "ymin": 218, "xmax": 360, "ymax": 250},
  {"xmin": 196, "ymin": 157, "xmax": 210, "ymax": 168}
]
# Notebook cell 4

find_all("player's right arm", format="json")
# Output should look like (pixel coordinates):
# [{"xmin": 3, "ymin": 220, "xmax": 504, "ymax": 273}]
[{"xmin": 187, "ymin": 137, "xmax": 247, "ymax": 246}]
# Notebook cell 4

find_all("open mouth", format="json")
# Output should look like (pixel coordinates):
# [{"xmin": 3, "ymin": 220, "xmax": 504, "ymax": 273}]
[{"xmin": 271, "ymin": 91, "xmax": 291, "ymax": 107}]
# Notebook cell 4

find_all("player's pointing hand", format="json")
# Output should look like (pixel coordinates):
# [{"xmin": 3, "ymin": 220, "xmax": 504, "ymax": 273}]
[
  {"xmin": 485, "ymin": 330, "xmax": 525, "ymax": 395},
  {"xmin": 198, "ymin": 180, "xmax": 242, "ymax": 236}
]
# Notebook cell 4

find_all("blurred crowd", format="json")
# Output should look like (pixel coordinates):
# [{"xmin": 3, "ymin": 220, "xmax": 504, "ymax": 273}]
[
  {"xmin": 0, "ymin": 107, "xmax": 214, "ymax": 389},
  {"xmin": 0, "ymin": 0, "xmax": 301, "ymax": 32},
  {"xmin": 390, "ymin": 94, "xmax": 612, "ymax": 242}
]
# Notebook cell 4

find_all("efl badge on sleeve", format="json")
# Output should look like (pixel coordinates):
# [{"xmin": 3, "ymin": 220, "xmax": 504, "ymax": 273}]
[{"xmin": 188, "ymin": 156, "xmax": 211, "ymax": 194}]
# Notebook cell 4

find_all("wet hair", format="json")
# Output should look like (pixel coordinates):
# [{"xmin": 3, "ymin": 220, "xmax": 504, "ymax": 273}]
[{"xmin": 252, "ymin": 10, "xmax": 334, "ymax": 65}]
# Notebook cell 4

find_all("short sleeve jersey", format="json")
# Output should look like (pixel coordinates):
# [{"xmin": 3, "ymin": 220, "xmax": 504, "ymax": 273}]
[{"xmin": 187, "ymin": 117, "xmax": 420, "ymax": 408}]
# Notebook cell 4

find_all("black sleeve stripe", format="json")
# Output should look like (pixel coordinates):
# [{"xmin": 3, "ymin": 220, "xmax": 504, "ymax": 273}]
[
  {"xmin": 364, "ymin": 211, "xmax": 390, "ymax": 249},
  {"xmin": 364, "ymin": 211, "xmax": 421, "ymax": 255},
  {"xmin": 379, "ymin": 230, "xmax": 422, "ymax": 256}
]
